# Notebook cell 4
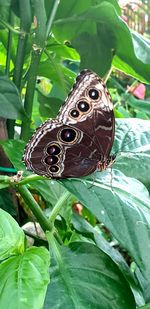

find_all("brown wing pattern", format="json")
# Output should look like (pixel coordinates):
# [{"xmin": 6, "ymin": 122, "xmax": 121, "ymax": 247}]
[
  {"xmin": 23, "ymin": 70, "xmax": 114, "ymax": 178},
  {"xmin": 58, "ymin": 70, "xmax": 114, "ymax": 157}
]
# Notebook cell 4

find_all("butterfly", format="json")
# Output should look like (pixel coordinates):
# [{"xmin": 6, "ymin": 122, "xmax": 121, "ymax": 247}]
[{"xmin": 23, "ymin": 70, "xmax": 115, "ymax": 179}]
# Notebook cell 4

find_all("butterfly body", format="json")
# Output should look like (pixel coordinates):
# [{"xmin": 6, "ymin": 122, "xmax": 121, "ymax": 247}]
[{"xmin": 23, "ymin": 70, "xmax": 115, "ymax": 178}]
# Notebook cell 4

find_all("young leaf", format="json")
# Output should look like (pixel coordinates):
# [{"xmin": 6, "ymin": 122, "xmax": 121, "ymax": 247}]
[
  {"xmin": 0, "ymin": 208, "xmax": 24, "ymax": 260},
  {"xmin": 0, "ymin": 247, "xmax": 50, "ymax": 309}
]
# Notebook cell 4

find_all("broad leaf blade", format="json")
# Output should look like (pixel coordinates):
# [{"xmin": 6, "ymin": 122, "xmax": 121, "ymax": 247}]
[
  {"xmin": 44, "ymin": 241, "xmax": 136, "ymax": 309},
  {"xmin": 0, "ymin": 247, "xmax": 50, "ymax": 309},
  {"xmin": 113, "ymin": 118, "xmax": 150, "ymax": 188},
  {"xmin": 0, "ymin": 208, "xmax": 24, "ymax": 259},
  {"xmin": 61, "ymin": 169, "xmax": 150, "ymax": 293},
  {"xmin": 53, "ymin": 1, "xmax": 150, "ymax": 81},
  {"xmin": 72, "ymin": 214, "xmax": 145, "ymax": 306}
]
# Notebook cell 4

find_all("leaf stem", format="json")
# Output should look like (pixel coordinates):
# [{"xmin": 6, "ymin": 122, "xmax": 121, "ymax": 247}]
[
  {"xmin": 46, "ymin": 0, "xmax": 60, "ymax": 39},
  {"xmin": 0, "ymin": 19, "xmax": 25, "ymax": 35},
  {"xmin": 49, "ymin": 191, "xmax": 71, "ymax": 223},
  {"xmin": 20, "ymin": 0, "xmax": 47, "ymax": 141},
  {"xmin": 19, "ymin": 174, "xmax": 49, "ymax": 185},
  {"xmin": 18, "ymin": 184, "xmax": 53, "ymax": 232},
  {"xmin": 5, "ymin": 11, "xmax": 14, "ymax": 77},
  {"xmin": 20, "ymin": 50, "xmax": 41, "ymax": 141},
  {"xmin": 20, "ymin": 0, "xmax": 60, "ymax": 141},
  {"xmin": 8, "ymin": 0, "xmax": 32, "ymax": 139},
  {"xmin": 46, "ymin": 230, "xmax": 62, "ymax": 263}
]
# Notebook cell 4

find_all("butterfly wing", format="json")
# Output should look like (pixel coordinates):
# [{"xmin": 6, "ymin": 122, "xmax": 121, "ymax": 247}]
[
  {"xmin": 23, "ymin": 70, "xmax": 114, "ymax": 178},
  {"xmin": 58, "ymin": 70, "xmax": 115, "ymax": 158},
  {"xmin": 23, "ymin": 119, "xmax": 99, "ymax": 178}
]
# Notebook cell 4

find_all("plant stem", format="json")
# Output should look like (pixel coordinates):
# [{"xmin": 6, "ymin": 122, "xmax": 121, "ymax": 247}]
[
  {"xmin": 19, "ymin": 174, "xmax": 48, "ymax": 185},
  {"xmin": 0, "ymin": 19, "xmax": 24, "ymax": 34},
  {"xmin": 8, "ymin": 0, "xmax": 32, "ymax": 139},
  {"xmin": 18, "ymin": 184, "xmax": 53, "ymax": 232},
  {"xmin": 18, "ymin": 183, "xmax": 63, "ymax": 244},
  {"xmin": 49, "ymin": 191, "xmax": 71, "ymax": 223},
  {"xmin": 6, "ymin": 11, "xmax": 15, "ymax": 139},
  {"xmin": 46, "ymin": 230, "xmax": 62, "ymax": 260},
  {"xmin": 20, "ymin": 0, "xmax": 47, "ymax": 141},
  {"xmin": 5, "ymin": 11, "xmax": 14, "ymax": 77},
  {"xmin": 13, "ymin": 0, "xmax": 32, "ymax": 91},
  {"xmin": 103, "ymin": 67, "xmax": 113, "ymax": 83},
  {"xmin": 20, "ymin": 50, "xmax": 41, "ymax": 141},
  {"xmin": 46, "ymin": 0, "xmax": 60, "ymax": 39},
  {"xmin": 20, "ymin": 0, "xmax": 60, "ymax": 141}
]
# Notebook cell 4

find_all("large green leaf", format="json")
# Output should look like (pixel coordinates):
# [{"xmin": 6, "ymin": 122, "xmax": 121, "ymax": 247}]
[
  {"xmin": 38, "ymin": 91, "xmax": 62, "ymax": 119},
  {"xmin": 44, "ymin": 241, "xmax": 136, "ymax": 309},
  {"xmin": 60, "ymin": 169, "xmax": 150, "ymax": 296},
  {"xmin": 0, "ymin": 77, "xmax": 26, "ymax": 120},
  {"xmin": 0, "ymin": 0, "xmax": 11, "ymax": 26},
  {"xmin": 29, "ymin": 179, "xmax": 67, "ymax": 207},
  {"xmin": 72, "ymin": 214, "xmax": 145, "ymax": 306},
  {"xmin": 0, "ymin": 208, "xmax": 24, "ymax": 259},
  {"xmin": 0, "ymin": 247, "xmax": 50, "ymax": 308},
  {"xmin": 53, "ymin": 1, "xmax": 150, "ymax": 82},
  {"xmin": 113, "ymin": 118, "xmax": 150, "ymax": 189},
  {"xmin": 38, "ymin": 60, "xmax": 76, "ymax": 96}
]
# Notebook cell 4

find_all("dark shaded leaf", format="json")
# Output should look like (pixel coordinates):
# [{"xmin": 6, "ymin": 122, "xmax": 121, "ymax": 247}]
[
  {"xmin": 0, "ymin": 77, "xmax": 26, "ymax": 120},
  {"xmin": 44, "ymin": 241, "xmax": 136, "ymax": 309},
  {"xmin": 53, "ymin": 1, "xmax": 150, "ymax": 81},
  {"xmin": 60, "ymin": 169, "xmax": 150, "ymax": 295}
]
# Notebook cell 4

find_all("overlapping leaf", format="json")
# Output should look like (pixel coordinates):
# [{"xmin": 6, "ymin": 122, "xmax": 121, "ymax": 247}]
[{"xmin": 44, "ymin": 241, "xmax": 136, "ymax": 309}]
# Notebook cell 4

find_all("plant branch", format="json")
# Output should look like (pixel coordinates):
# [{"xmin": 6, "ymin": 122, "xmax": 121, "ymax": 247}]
[
  {"xmin": 49, "ymin": 191, "xmax": 71, "ymax": 223},
  {"xmin": 5, "ymin": 11, "xmax": 14, "ymax": 76},
  {"xmin": 18, "ymin": 184, "xmax": 53, "ymax": 232},
  {"xmin": 20, "ymin": 0, "xmax": 60, "ymax": 141},
  {"xmin": 46, "ymin": 0, "xmax": 60, "ymax": 39},
  {"xmin": 8, "ymin": 0, "xmax": 32, "ymax": 138},
  {"xmin": 19, "ymin": 174, "xmax": 49, "ymax": 185}
]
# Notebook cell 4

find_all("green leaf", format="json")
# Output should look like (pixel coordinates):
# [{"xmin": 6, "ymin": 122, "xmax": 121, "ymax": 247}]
[
  {"xmin": 44, "ymin": 241, "xmax": 136, "ymax": 308},
  {"xmin": 113, "ymin": 30, "xmax": 150, "ymax": 82},
  {"xmin": 0, "ymin": 247, "xmax": 50, "ymax": 309},
  {"xmin": 0, "ymin": 77, "xmax": 26, "ymax": 120},
  {"xmin": 123, "ymin": 93, "xmax": 150, "ymax": 115},
  {"xmin": 139, "ymin": 305, "xmax": 150, "ymax": 309},
  {"xmin": 72, "ymin": 214, "xmax": 145, "ymax": 306},
  {"xmin": 38, "ymin": 91, "xmax": 62, "ymax": 118},
  {"xmin": 73, "ymin": 32, "xmax": 113, "ymax": 77},
  {"xmin": 29, "ymin": 179, "xmax": 67, "ymax": 207},
  {"xmin": 113, "ymin": 118, "xmax": 150, "ymax": 189},
  {"xmin": 0, "ymin": 208, "xmax": 24, "ymax": 260},
  {"xmin": 0, "ymin": 139, "xmax": 28, "ymax": 174},
  {"xmin": 0, "ymin": 183, "xmax": 9, "ymax": 189},
  {"xmin": 0, "ymin": 0, "xmax": 11, "ymax": 25},
  {"xmin": 47, "ymin": 40, "xmax": 80, "ymax": 61},
  {"xmin": 60, "ymin": 169, "xmax": 150, "ymax": 295},
  {"xmin": 0, "ymin": 188, "xmax": 16, "ymax": 215},
  {"xmin": 53, "ymin": 1, "xmax": 150, "ymax": 81},
  {"xmin": 38, "ymin": 60, "xmax": 76, "ymax": 96}
]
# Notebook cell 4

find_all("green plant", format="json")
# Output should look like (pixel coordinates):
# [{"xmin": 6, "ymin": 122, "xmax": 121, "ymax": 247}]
[{"xmin": 0, "ymin": 0, "xmax": 150, "ymax": 308}]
